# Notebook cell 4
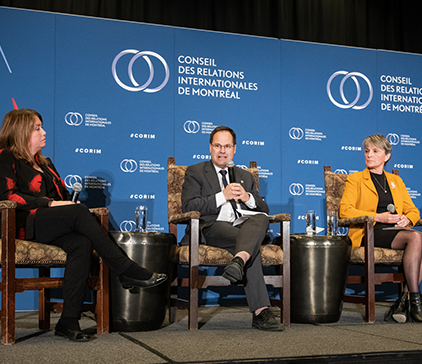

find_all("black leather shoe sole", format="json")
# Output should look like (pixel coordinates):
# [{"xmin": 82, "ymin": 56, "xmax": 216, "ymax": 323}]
[
  {"xmin": 55, "ymin": 322, "xmax": 90, "ymax": 342},
  {"xmin": 223, "ymin": 257, "xmax": 244, "ymax": 283},
  {"xmin": 119, "ymin": 272, "xmax": 167, "ymax": 289}
]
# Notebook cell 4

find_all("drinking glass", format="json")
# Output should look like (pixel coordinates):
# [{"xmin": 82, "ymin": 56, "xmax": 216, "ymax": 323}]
[
  {"xmin": 306, "ymin": 210, "xmax": 316, "ymax": 236},
  {"xmin": 327, "ymin": 211, "xmax": 338, "ymax": 236}
]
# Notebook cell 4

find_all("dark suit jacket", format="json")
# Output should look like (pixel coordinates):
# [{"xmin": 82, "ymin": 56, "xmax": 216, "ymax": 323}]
[{"xmin": 181, "ymin": 160, "xmax": 269, "ymax": 244}]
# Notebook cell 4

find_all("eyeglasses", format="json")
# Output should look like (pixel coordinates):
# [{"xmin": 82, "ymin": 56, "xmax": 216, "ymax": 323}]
[{"xmin": 211, "ymin": 143, "xmax": 234, "ymax": 150}]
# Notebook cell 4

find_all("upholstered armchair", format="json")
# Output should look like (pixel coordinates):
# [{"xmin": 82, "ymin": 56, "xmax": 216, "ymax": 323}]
[
  {"xmin": 167, "ymin": 157, "xmax": 290, "ymax": 330},
  {"xmin": 0, "ymin": 201, "xmax": 109, "ymax": 344},
  {"xmin": 324, "ymin": 166, "xmax": 422, "ymax": 323}
]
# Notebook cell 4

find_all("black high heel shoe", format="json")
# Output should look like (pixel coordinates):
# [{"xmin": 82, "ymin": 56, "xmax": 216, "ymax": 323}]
[
  {"xmin": 391, "ymin": 292, "xmax": 409, "ymax": 323},
  {"xmin": 409, "ymin": 292, "xmax": 422, "ymax": 322},
  {"xmin": 119, "ymin": 272, "xmax": 167, "ymax": 289}
]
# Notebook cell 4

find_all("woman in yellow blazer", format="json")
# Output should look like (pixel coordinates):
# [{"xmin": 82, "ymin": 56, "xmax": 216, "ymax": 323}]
[{"xmin": 340, "ymin": 134, "xmax": 422, "ymax": 323}]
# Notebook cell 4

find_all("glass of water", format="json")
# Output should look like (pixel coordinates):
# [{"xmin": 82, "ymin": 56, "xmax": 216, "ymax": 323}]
[
  {"xmin": 327, "ymin": 211, "xmax": 338, "ymax": 236},
  {"xmin": 306, "ymin": 210, "xmax": 316, "ymax": 236}
]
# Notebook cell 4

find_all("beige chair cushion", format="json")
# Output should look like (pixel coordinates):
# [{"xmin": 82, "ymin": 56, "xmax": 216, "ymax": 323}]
[
  {"xmin": 0, "ymin": 239, "xmax": 67, "ymax": 267},
  {"xmin": 350, "ymin": 246, "xmax": 404, "ymax": 265},
  {"xmin": 177, "ymin": 244, "xmax": 283, "ymax": 266}
]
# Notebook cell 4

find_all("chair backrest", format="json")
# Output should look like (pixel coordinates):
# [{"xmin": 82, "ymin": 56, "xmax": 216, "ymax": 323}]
[
  {"xmin": 167, "ymin": 157, "xmax": 259, "ymax": 223},
  {"xmin": 323, "ymin": 166, "xmax": 348, "ymax": 213},
  {"xmin": 323, "ymin": 165, "xmax": 399, "ymax": 213}
]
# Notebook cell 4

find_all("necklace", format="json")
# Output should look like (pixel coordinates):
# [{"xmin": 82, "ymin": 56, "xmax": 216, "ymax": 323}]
[{"xmin": 372, "ymin": 173, "xmax": 387, "ymax": 193}]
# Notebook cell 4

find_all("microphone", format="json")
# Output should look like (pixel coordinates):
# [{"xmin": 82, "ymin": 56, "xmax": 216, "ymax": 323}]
[
  {"xmin": 387, "ymin": 203, "xmax": 395, "ymax": 213},
  {"xmin": 226, "ymin": 160, "xmax": 235, "ymax": 183},
  {"xmin": 71, "ymin": 182, "xmax": 83, "ymax": 203}
]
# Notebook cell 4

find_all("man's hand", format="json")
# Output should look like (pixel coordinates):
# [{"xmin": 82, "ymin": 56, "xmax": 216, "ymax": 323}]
[{"xmin": 223, "ymin": 183, "xmax": 250, "ymax": 202}]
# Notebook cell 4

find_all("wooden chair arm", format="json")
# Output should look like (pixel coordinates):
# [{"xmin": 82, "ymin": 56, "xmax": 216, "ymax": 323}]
[
  {"xmin": 339, "ymin": 215, "xmax": 375, "ymax": 227},
  {"xmin": 269, "ymin": 213, "xmax": 290, "ymax": 223},
  {"xmin": 169, "ymin": 211, "xmax": 201, "ymax": 225},
  {"xmin": 0, "ymin": 200, "xmax": 17, "ymax": 210},
  {"xmin": 89, "ymin": 207, "xmax": 109, "ymax": 216}
]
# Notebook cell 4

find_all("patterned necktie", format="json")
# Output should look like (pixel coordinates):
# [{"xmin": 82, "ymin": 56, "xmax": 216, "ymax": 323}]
[{"xmin": 219, "ymin": 169, "xmax": 240, "ymax": 219}]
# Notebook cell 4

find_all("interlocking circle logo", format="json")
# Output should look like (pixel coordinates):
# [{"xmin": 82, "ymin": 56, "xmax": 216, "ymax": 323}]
[
  {"xmin": 289, "ymin": 183, "xmax": 304, "ymax": 196},
  {"xmin": 120, "ymin": 220, "xmax": 136, "ymax": 232},
  {"xmin": 64, "ymin": 175, "xmax": 83, "ymax": 189},
  {"xmin": 337, "ymin": 227, "xmax": 348, "ymax": 236},
  {"xmin": 120, "ymin": 159, "xmax": 138, "ymax": 173},
  {"xmin": 65, "ymin": 112, "xmax": 83, "ymax": 126},
  {"xmin": 334, "ymin": 169, "xmax": 348, "ymax": 174},
  {"xmin": 289, "ymin": 127, "xmax": 304, "ymax": 140},
  {"xmin": 112, "ymin": 49, "xmax": 170, "ymax": 93},
  {"xmin": 386, "ymin": 133, "xmax": 400, "ymax": 146},
  {"xmin": 327, "ymin": 71, "xmax": 373, "ymax": 110},
  {"xmin": 183, "ymin": 120, "xmax": 200, "ymax": 134}
]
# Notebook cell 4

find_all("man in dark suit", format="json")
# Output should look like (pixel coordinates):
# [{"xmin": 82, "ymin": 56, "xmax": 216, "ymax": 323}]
[{"xmin": 181, "ymin": 126, "xmax": 284, "ymax": 331}]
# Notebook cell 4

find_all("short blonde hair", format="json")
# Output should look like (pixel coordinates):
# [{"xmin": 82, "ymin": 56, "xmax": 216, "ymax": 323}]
[
  {"xmin": 362, "ymin": 134, "xmax": 392, "ymax": 164},
  {"xmin": 0, "ymin": 109, "xmax": 47, "ymax": 164}
]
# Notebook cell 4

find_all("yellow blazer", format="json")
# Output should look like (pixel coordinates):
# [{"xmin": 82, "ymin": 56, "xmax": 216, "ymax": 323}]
[{"xmin": 339, "ymin": 168, "xmax": 420, "ymax": 248}]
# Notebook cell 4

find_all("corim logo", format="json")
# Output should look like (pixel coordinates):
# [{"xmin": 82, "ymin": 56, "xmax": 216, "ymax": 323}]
[
  {"xmin": 112, "ymin": 49, "xmax": 169, "ymax": 93},
  {"xmin": 386, "ymin": 133, "xmax": 400, "ymax": 146},
  {"xmin": 120, "ymin": 220, "xmax": 136, "ymax": 232},
  {"xmin": 289, "ymin": 127, "xmax": 304, "ymax": 140},
  {"xmin": 65, "ymin": 112, "xmax": 83, "ymax": 126},
  {"xmin": 327, "ymin": 71, "xmax": 373, "ymax": 110},
  {"xmin": 184, "ymin": 120, "xmax": 200, "ymax": 134},
  {"xmin": 289, "ymin": 183, "xmax": 304, "ymax": 196},
  {"xmin": 64, "ymin": 175, "xmax": 83, "ymax": 189},
  {"xmin": 120, "ymin": 159, "xmax": 138, "ymax": 173}
]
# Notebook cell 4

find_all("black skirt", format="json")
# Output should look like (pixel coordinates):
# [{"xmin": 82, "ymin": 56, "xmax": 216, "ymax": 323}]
[{"xmin": 361, "ymin": 222, "xmax": 400, "ymax": 249}]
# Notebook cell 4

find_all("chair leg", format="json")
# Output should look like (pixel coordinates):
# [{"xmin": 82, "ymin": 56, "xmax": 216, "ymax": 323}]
[
  {"xmin": 364, "ymin": 221, "xmax": 376, "ymax": 323},
  {"xmin": 38, "ymin": 267, "xmax": 51, "ymax": 330},
  {"xmin": 281, "ymin": 220, "xmax": 291, "ymax": 327},
  {"xmin": 188, "ymin": 218, "xmax": 199, "ymax": 330},
  {"xmin": 2, "ymin": 207, "xmax": 17, "ymax": 345},
  {"xmin": 95, "ymin": 259, "xmax": 109, "ymax": 334}
]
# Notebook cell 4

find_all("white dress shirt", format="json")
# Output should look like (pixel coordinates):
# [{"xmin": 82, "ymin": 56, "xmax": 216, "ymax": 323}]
[{"xmin": 214, "ymin": 165, "xmax": 256, "ymax": 223}]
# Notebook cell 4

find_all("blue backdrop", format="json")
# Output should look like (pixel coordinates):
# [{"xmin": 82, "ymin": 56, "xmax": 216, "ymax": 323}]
[{"xmin": 1, "ymin": 7, "xmax": 421, "ymax": 309}]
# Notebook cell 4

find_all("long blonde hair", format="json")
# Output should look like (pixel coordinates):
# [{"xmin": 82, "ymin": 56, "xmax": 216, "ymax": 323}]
[{"xmin": 0, "ymin": 109, "xmax": 48, "ymax": 164}]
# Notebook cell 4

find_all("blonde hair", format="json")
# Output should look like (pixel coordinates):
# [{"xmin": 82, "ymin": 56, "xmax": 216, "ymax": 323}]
[
  {"xmin": 362, "ymin": 134, "xmax": 392, "ymax": 165},
  {"xmin": 0, "ymin": 109, "xmax": 48, "ymax": 164}
]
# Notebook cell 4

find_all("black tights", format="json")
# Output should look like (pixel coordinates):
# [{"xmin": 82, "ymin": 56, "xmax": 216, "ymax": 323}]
[{"xmin": 391, "ymin": 230, "xmax": 422, "ymax": 292}]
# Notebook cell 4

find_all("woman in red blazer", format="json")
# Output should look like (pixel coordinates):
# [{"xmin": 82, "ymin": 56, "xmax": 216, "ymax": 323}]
[
  {"xmin": 340, "ymin": 134, "xmax": 422, "ymax": 324},
  {"xmin": 0, "ymin": 109, "xmax": 166, "ymax": 342}
]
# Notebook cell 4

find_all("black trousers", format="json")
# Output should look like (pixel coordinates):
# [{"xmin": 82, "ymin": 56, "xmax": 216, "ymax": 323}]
[
  {"xmin": 32, "ymin": 204, "xmax": 132, "ymax": 319},
  {"xmin": 202, "ymin": 214, "xmax": 270, "ymax": 312}
]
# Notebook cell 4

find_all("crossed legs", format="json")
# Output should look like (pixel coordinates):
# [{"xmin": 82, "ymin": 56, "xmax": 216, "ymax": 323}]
[{"xmin": 202, "ymin": 214, "xmax": 270, "ymax": 312}]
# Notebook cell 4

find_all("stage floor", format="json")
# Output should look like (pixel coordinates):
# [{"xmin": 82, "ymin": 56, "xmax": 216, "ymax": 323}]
[{"xmin": 2, "ymin": 302, "xmax": 422, "ymax": 363}]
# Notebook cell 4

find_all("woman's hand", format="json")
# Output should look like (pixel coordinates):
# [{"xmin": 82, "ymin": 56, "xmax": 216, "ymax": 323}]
[
  {"xmin": 49, "ymin": 200, "xmax": 78, "ymax": 207},
  {"xmin": 375, "ymin": 212, "xmax": 410, "ymax": 227}
]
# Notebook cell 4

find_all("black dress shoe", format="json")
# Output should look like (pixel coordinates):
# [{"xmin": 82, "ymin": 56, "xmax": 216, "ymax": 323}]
[
  {"xmin": 55, "ymin": 320, "xmax": 90, "ymax": 342},
  {"xmin": 252, "ymin": 308, "xmax": 285, "ymax": 331},
  {"xmin": 223, "ymin": 256, "xmax": 245, "ymax": 283},
  {"xmin": 119, "ymin": 272, "xmax": 167, "ymax": 289}
]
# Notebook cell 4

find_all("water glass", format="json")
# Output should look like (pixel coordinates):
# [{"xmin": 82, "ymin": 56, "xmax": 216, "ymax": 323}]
[
  {"xmin": 135, "ymin": 205, "xmax": 148, "ymax": 232},
  {"xmin": 306, "ymin": 210, "xmax": 316, "ymax": 236},
  {"xmin": 327, "ymin": 211, "xmax": 338, "ymax": 236}
]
